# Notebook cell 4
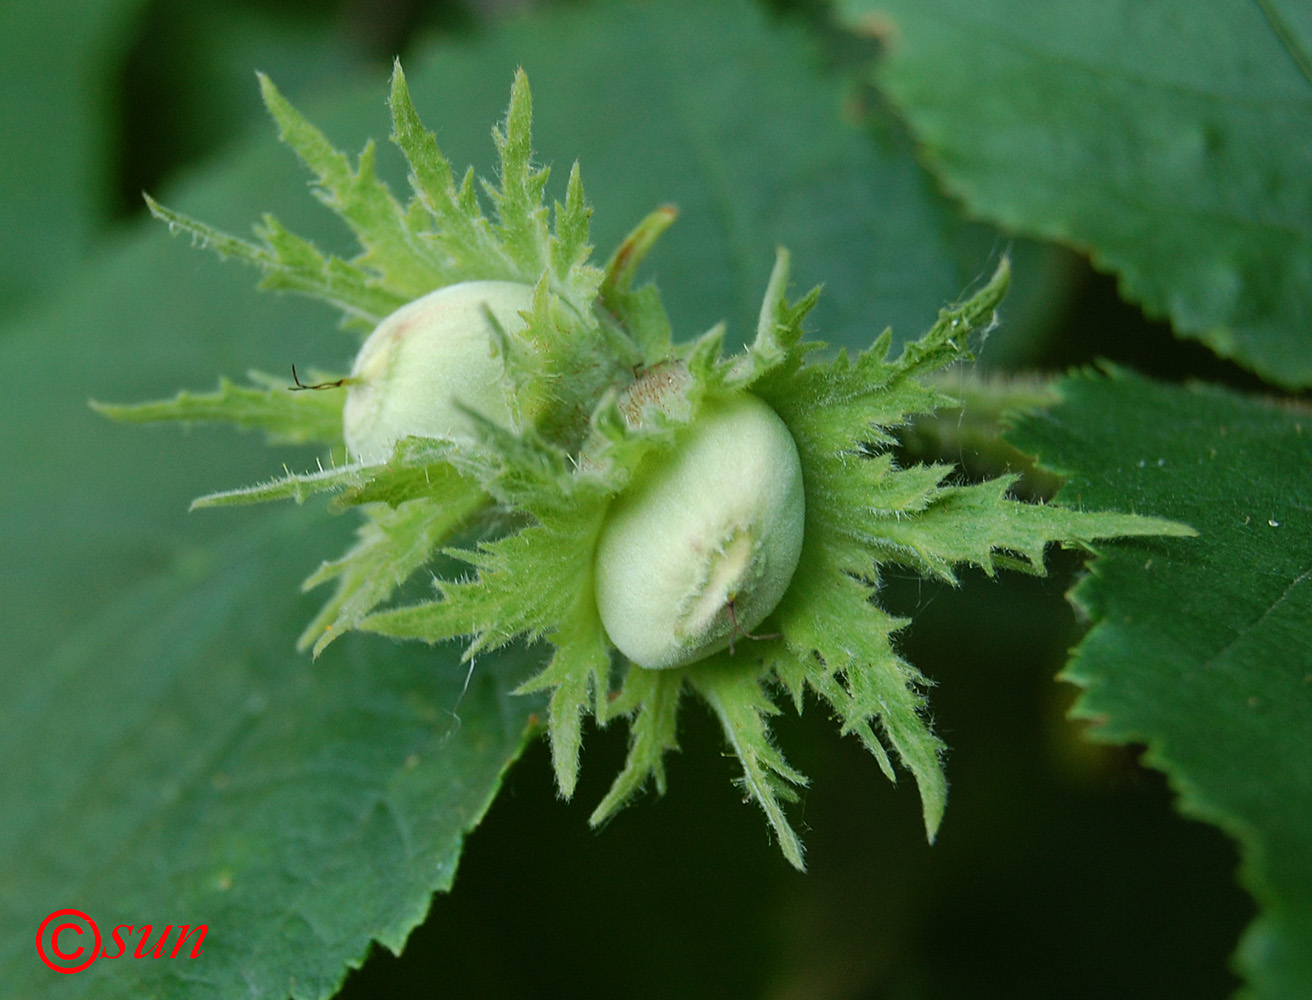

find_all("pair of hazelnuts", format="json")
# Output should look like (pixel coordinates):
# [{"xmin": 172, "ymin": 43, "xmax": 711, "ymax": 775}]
[{"xmin": 340, "ymin": 281, "xmax": 805, "ymax": 671}]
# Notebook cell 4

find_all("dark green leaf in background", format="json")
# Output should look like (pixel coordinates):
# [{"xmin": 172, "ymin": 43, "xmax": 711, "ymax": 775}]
[
  {"xmin": 0, "ymin": 0, "xmax": 149, "ymax": 316},
  {"xmin": 397, "ymin": 0, "xmax": 983, "ymax": 353},
  {"xmin": 0, "ymin": 511, "xmax": 538, "ymax": 1000},
  {"xmin": 838, "ymin": 0, "xmax": 1312, "ymax": 389},
  {"xmin": 0, "ymin": 0, "xmax": 369, "ymax": 325},
  {"xmin": 1009, "ymin": 369, "xmax": 1312, "ymax": 999}
]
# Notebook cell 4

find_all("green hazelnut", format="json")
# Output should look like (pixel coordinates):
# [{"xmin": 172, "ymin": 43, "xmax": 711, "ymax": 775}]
[
  {"xmin": 342, "ymin": 280, "xmax": 536, "ymax": 464},
  {"xmin": 594, "ymin": 391, "xmax": 805, "ymax": 669}
]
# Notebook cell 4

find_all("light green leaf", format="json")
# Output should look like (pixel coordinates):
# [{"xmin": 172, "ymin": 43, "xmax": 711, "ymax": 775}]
[
  {"xmin": 745, "ymin": 261, "xmax": 1190, "ymax": 853},
  {"xmin": 190, "ymin": 437, "xmax": 482, "ymax": 513},
  {"xmin": 257, "ymin": 71, "xmax": 447, "ymax": 300},
  {"xmin": 590, "ymin": 667, "xmax": 684, "ymax": 825},
  {"xmin": 690, "ymin": 657, "xmax": 809, "ymax": 870},
  {"xmin": 93, "ymin": 370, "xmax": 345, "ymax": 447},
  {"xmin": 776, "ymin": 550, "xmax": 933, "ymax": 829},
  {"xmin": 515, "ymin": 595, "xmax": 614, "ymax": 799},
  {"xmin": 151, "ymin": 62, "xmax": 606, "ymax": 354},
  {"xmin": 299, "ymin": 490, "xmax": 485, "ymax": 656},
  {"xmin": 597, "ymin": 206, "xmax": 680, "ymax": 364},
  {"xmin": 867, "ymin": 476, "xmax": 1195, "ymax": 582},
  {"xmin": 837, "ymin": 0, "xmax": 1312, "ymax": 388},
  {"xmin": 1008, "ymin": 368, "xmax": 1312, "ymax": 998},
  {"xmin": 191, "ymin": 462, "xmax": 376, "ymax": 508},
  {"xmin": 484, "ymin": 69, "xmax": 554, "ymax": 279},
  {"xmin": 364, "ymin": 495, "xmax": 614, "ymax": 798},
  {"xmin": 145, "ymin": 194, "xmax": 408, "ymax": 327}
]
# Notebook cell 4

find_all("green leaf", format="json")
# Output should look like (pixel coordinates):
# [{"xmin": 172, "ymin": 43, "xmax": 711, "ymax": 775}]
[
  {"xmin": 385, "ymin": 63, "xmax": 512, "ymax": 286},
  {"xmin": 364, "ymin": 494, "xmax": 614, "ymax": 798},
  {"xmin": 690, "ymin": 658, "xmax": 809, "ymax": 870},
  {"xmin": 152, "ymin": 62, "xmax": 607, "ymax": 355},
  {"xmin": 188, "ymin": 439, "xmax": 478, "ymax": 512},
  {"xmin": 0, "ymin": 56, "xmax": 542, "ymax": 988},
  {"xmin": 0, "ymin": 50, "xmax": 533, "ymax": 1000},
  {"xmin": 774, "ymin": 550, "xmax": 935, "ymax": 835},
  {"xmin": 408, "ymin": 0, "xmax": 990, "ymax": 354},
  {"xmin": 299, "ymin": 488, "xmax": 485, "ymax": 656},
  {"xmin": 589, "ymin": 666, "xmax": 684, "ymax": 826},
  {"xmin": 867, "ymin": 475, "xmax": 1194, "ymax": 582},
  {"xmin": 484, "ymin": 69, "xmax": 553, "ymax": 279},
  {"xmin": 837, "ymin": 0, "xmax": 1312, "ymax": 389},
  {"xmin": 145, "ymin": 194, "xmax": 409, "ymax": 328},
  {"xmin": 746, "ymin": 261, "xmax": 1189, "ymax": 855},
  {"xmin": 0, "ymin": 511, "xmax": 540, "ymax": 1000},
  {"xmin": 93, "ymin": 371, "xmax": 346, "ymax": 446},
  {"xmin": 1008, "ymin": 368, "xmax": 1312, "ymax": 998},
  {"xmin": 0, "ymin": 0, "xmax": 149, "ymax": 316},
  {"xmin": 257, "ymin": 71, "xmax": 448, "ymax": 300},
  {"xmin": 598, "ymin": 205, "xmax": 680, "ymax": 364},
  {"xmin": 191, "ymin": 462, "xmax": 376, "ymax": 508},
  {"xmin": 514, "ymin": 590, "xmax": 614, "ymax": 799}
]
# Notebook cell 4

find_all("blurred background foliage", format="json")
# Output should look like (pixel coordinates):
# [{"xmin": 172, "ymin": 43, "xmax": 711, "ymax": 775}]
[{"xmin": 0, "ymin": 0, "xmax": 1271, "ymax": 997}]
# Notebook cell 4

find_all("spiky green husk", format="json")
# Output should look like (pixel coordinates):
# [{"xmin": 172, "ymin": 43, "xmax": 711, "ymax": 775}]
[{"xmin": 102, "ymin": 68, "xmax": 1194, "ymax": 869}]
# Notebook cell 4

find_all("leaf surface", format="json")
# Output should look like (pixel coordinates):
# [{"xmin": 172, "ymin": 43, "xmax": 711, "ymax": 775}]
[
  {"xmin": 0, "ymin": 0, "xmax": 148, "ymax": 315},
  {"xmin": 419, "ymin": 0, "xmax": 986, "ymax": 354},
  {"xmin": 94, "ymin": 371, "xmax": 346, "ymax": 447},
  {"xmin": 838, "ymin": 0, "xmax": 1312, "ymax": 388},
  {"xmin": 1008, "ymin": 368, "xmax": 1312, "ymax": 998},
  {"xmin": 0, "ymin": 511, "xmax": 538, "ymax": 1000}
]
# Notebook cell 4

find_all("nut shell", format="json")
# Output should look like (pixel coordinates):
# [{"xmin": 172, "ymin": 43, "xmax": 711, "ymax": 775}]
[
  {"xmin": 594, "ymin": 392, "xmax": 805, "ymax": 669},
  {"xmin": 343, "ymin": 280, "xmax": 536, "ymax": 464}
]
